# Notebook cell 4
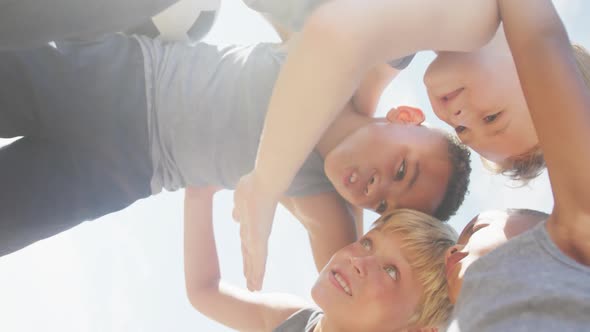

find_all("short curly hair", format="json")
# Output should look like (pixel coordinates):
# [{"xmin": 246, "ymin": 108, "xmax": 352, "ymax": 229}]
[
  {"xmin": 373, "ymin": 209, "xmax": 457, "ymax": 328},
  {"xmin": 482, "ymin": 44, "xmax": 589, "ymax": 184},
  {"xmin": 433, "ymin": 131, "xmax": 472, "ymax": 221}
]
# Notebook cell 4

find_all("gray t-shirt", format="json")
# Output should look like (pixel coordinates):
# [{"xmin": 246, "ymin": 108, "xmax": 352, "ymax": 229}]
[
  {"xmin": 134, "ymin": 36, "xmax": 334, "ymax": 196},
  {"xmin": 274, "ymin": 308, "xmax": 323, "ymax": 332},
  {"xmin": 446, "ymin": 221, "xmax": 590, "ymax": 331}
]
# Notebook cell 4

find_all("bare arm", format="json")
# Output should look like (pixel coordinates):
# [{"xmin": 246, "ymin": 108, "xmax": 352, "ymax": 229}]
[
  {"xmin": 280, "ymin": 192, "xmax": 358, "ymax": 271},
  {"xmin": 184, "ymin": 186, "xmax": 308, "ymax": 331},
  {"xmin": 498, "ymin": 0, "xmax": 590, "ymax": 264},
  {"xmin": 235, "ymin": 0, "xmax": 500, "ymax": 290},
  {"xmin": 252, "ymin": 0, "xmax": 500, "ymax": 197},
  {"xmin": 352, "ymin": 63, "xmax": 399, "ymax": 117}
]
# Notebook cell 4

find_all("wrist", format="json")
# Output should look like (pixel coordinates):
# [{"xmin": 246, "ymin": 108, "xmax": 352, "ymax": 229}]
[{"xmin": 249, "ymin": 168, "xmax": 286, "ymax": 201}]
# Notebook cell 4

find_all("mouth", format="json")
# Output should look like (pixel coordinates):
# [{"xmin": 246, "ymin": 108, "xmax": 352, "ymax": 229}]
[
  {"xmin": 330, "ymin": 270, "xmax": 352, "ymax": 296},
  {"xmin": 440, "ymin": 87, "xmax": 464, "ymax": 103}
]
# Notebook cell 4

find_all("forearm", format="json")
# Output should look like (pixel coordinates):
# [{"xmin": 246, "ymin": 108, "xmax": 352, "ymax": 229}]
[
  {"xmin": 499, "ymin": 0, "xmax": 590, "ymax": 264},
  {"xmin": 253, "ymin": 0, "xmax": 500, "ymax": 196},
  {"xmin": 352, "ymin": 63, "xmax": 399, "ymax": 117},
  {"xmin": 282, "ymin": 193, "xmax": 358, "ymax": 270},
  {"xmin": 499, "ymin": 0, "xmax": 590, "ymax": 210},
  {"xmin": 184, "ymin": 187, "xmax": 307, "ymax": 330},
  {"xmin": 183, "ymin": 186, "xmax": 221, "ymax": 303}
]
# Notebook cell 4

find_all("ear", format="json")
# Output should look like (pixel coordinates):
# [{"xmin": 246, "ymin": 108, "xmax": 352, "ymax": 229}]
[{"xmin": 386, "ymin": 106, "xmax": 425, "ymax": 125}]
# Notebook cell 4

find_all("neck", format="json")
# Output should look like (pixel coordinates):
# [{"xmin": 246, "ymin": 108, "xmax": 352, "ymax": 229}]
[
  {"xmin": 316, "ymin": 102, "xmax": 383, "ymax": 158},
  {"xmin": 313, "ymin": 315, "xmax": 346, "ymax": 332}
]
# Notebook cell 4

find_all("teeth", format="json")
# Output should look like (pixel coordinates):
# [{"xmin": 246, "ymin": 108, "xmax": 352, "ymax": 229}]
[
  {"xmin": 348, "ymin": 172, "xmax": 358, "ymax": 184},
  {"xmin": 333, "ymin": 272, "xmax": 352, "ymax": 296}
]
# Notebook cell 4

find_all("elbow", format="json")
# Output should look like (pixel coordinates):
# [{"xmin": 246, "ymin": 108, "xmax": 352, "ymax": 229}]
[
  {"xmin": 302, "ymin": 5, "xmax": 370, "ymax": 66},
  {"xmin": 185, "ymin": 280, "xmax": 219, "ymax": 311},
  {"xmin": 185, "ymin": 286, "xmax": 204, "ymax": 310},
  {"xmin": 432, "ymin": 0, "xmax": 501, "ymax": 52}
]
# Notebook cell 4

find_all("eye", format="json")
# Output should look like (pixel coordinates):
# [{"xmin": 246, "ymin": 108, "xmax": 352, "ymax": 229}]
[
  {"xmin": 360, "ymin": 237, "xmax": 372, "ymax": 251},
  {"xmin": 455, "ymin": 125, "xmax": 467, "ymax": 134},
  {"xmin": 375, "ymin": 200, "xmax": 388, "ymax": 214},
  {"xmin": 483, "ymin": 112, "xmax": 502, "ymax": 123},
  {"xmin": 394, "ymin": 159, "xmax": 407, "ymax": 181},
  {"xmin": 384, "ymin": 265, "xmax": 398, "ymax": 280}
]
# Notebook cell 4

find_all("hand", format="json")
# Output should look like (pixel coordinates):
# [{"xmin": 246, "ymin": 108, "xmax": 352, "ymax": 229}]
[{"xmin": 233, "ymin": 171, "xmax": 280, "ymax": 291}]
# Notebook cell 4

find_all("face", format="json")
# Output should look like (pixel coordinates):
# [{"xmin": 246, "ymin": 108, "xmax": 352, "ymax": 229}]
[
  {"xmin": 424, "ymin": 31, "xmax": 538, "ymax": 163},
  {"xmin": 445, "ymin": 211, "xmax": 545, "ymax": 303},
  {"xmin": 312, "ymin": 226, "xmax": 422, "ymax": 331},
  {"xmin": 324, "ymin": 122, "xmax": 452, "ymax": 216}
]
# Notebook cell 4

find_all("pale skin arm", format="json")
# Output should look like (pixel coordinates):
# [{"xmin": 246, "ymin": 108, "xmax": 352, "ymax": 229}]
[
  {"xmin": 184, "ymin": 186, "xmax": 309, "ymax": 331},
  {"xmin": 352, "ymin": 63, "xmax": 399, "ymax": 117},
  {"xmin": 251, "ymin": 0, "xmax": 500, "ymax": 196},
  {"xmin": 498, "ymin": 0, "xmax": 590, "ymax": 265},
  {"xmin": 234, "ymin": 0, "xmax": 501, "ymax": 290},
  {"xmin": 280, "ymin": 192, "xmax": 358, "ymax": 271}
]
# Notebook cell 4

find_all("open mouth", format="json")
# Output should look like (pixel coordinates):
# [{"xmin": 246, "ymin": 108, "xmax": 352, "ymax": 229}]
[{"xmin": 331, "ymin": 271, "xmax": 352, "ymax": 296}]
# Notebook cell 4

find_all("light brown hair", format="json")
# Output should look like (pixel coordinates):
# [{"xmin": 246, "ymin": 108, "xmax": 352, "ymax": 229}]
[{"xmin": 485, "ymin": 44, "xmax": 590, "ymax": 183}]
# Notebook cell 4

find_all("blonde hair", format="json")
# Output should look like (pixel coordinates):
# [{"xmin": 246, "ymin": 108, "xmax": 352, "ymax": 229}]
[
  {"xmin": 373, "ymin": 209, "xmax": 458, "ymax": 328},
  {"xmin": 483, "ymin": 44, "xmax": 590, "ymax": 183}
]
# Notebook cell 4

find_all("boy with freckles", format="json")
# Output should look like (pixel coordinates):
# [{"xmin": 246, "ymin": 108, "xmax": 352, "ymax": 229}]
[{"xmin": 444, "ymin": 0, "xmax": 590, "ymax": 330}]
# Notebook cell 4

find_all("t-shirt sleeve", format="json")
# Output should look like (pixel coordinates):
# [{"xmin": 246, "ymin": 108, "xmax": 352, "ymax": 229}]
[
  {"xmin": 285, "ymin": 151, "xmax": 335, "ymax": 197},
  {"xmin": 243, "ymin": 0, "xmax": 320, "ymax": 31}
]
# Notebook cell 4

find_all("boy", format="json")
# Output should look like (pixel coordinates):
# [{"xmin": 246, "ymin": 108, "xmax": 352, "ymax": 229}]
[
  {"xmin": 0, "ymin": 32, "xmax": 470, "ymax": 273},
  {"xmin": 445, "ymin": 0, "xmax": 590, "ymax": 329}
]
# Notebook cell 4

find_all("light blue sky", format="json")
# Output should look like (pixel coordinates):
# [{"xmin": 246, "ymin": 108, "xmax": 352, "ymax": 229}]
[{"xmin": 0, "ymin": 1, "xmax": 588, "ymax": 331}]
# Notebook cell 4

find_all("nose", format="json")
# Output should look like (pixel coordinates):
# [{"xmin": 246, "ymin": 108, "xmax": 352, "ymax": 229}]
[
  {"xmin": 451, "ymin": 107, "xmax": 476, "ymax": 128},
  {"xmin": 364, "ymin": 171, "xmax": 387, "ymax": 198},
  {"xmin": 350, "ymin": 256, "xmax": 371, "ymax": 277}
]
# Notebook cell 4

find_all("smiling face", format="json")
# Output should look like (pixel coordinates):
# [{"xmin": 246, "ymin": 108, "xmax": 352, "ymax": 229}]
[
  {"xmin": 424, "ymin": 28, "xmax": 539, "ymax": 164},
  {"xmin": 312, "ymin": 226, "xmax": 423, "ymax": 331},
  {"xmin": 324, "ymin": 122, "xmax": 452, "ymax": 216},
  {"xmin": 445, "ymin": 210, "xmax": 548, "ymax": 303}
]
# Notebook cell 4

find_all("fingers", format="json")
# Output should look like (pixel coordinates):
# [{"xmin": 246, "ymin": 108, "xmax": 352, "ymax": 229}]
[
  {"xmin": 249, "ymin": 246, "xmax": 267, "ymax": 291},
  {"xmin": 239, "ymin": 221, "xmax": 267, "ymax": 291}
]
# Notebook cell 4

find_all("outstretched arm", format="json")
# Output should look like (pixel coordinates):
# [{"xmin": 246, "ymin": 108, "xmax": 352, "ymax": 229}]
[
  {"xmin": 184, "ymin": 186, "xmax": 308, "ymax": 331},
  {"xmin": 235, "ymin": 0, "xmax": 500, "ymax": 291},
  {"xmin": 252, "ymin": 0, "xmax": 500, "ymax": 197},
  {"xmin": 498, "ymin": 0, "xmax": 590, "ymax": 265},
  {"xmin": 352, "ymin": 63, "xmax": 400, "ymax": 117},
  {"xmin": 281, "ymin": 191, "xmax": 359, "ymax": 271}
]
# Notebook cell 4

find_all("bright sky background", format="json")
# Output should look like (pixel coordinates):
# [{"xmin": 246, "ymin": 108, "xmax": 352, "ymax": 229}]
[{"xmin": 0, "ymin": 1, "xmax": 589, "ymax": 331}]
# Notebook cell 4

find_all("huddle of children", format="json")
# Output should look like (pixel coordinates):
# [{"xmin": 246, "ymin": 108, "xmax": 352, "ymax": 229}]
[{"xmin": 1, "ymin": 0, "xmax": 589, "ymax": 331}]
